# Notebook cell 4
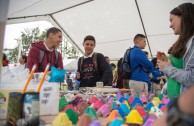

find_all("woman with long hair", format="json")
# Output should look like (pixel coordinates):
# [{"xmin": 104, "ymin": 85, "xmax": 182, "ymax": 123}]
[{"xmin": 157, "ymin": 3, "xmax": 194, "ymax": 98}]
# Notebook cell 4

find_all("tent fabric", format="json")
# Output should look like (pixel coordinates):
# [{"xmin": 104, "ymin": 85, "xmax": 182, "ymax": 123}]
[
  {"xmin": 63, "ymin": 58, "xmax": 78, "ymax": 71},
  {"xmin": 6, "ymin": 0, "xmax": 194, "ymax": 60}
]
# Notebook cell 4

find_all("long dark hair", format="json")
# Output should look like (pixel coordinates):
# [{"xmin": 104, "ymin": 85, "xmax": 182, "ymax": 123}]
[
  {"xmin": 168, "ymin": 3, "xmax": 194, "ymax": 58},
  {"xmin": 21, "ymin": 55, "xmax": 27, "ymax": 63},
  {"xmin": 3, "ymin": 53, "xmax": 6, "ymax": 60}
]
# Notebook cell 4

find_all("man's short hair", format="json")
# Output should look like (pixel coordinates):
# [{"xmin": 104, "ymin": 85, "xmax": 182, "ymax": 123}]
[
  {"xmin": 144, "ymin": 51, "xmax": 148, "ymax": 55},
  {"xmin": 46, "ymin": 27, "xmax": 61, "ymax": 38},
  {"xmin": 134, "ymin": 34, "xmax": 146, "ymax": 42},
  {"xmin": 84, "ymin": 35, "xmax": 96, "ymax": 44},
  {"xmin": 151, "ymin": 57, "xmax": 157, "ymax": 67},
  {"xmin": 111, "ymin": 63, "xmax": 116, "ymax": 68}
]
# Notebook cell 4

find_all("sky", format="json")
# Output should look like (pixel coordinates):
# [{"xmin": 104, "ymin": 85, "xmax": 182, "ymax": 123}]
[{"xmin": 3, "ymin": 21, "xmax": 53, "ymax": 49}]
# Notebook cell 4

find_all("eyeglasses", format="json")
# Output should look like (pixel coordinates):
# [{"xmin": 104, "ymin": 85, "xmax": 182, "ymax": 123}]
[{"xmin": 167, "ymin": 97, "xmax": 194, "ymax": 126}]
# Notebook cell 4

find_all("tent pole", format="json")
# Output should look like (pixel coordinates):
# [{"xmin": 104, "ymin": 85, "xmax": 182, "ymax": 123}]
[
  {"xmin": 0, "ymin": 0, "xmax": 9, "ymax": 82},
  {"xmin": 50, "ymin": 15, "xmax": 84, "ymax": 55},
  {"xmin": 135, "ymin": 0, "xmax": 153, "ymax": 58},
  {"xmin": 51, "ymin": 0, "xmax": 94, "ymax": 15},
  {"xmin": 7, "ymin": 0, "xmax": 94, "ymax": 21}
]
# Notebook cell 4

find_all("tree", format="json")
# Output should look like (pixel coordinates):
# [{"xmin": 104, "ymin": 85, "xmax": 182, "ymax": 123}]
[
  {"xmin": 4, "ymin": 48, "xmax": 18, "ymax": 63},
  {"xmin": 61, "ymin": 38, "xmax": 80, "ymax": 59}
]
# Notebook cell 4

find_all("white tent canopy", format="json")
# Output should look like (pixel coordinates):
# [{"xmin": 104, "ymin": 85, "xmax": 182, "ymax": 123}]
[
  {"xmin": 63, "ymin": 58, "xmax": 78, "ymax": 71},
  {"xmin": 6, "ymin": 0, "xmax": 194, "ymax": 60}
]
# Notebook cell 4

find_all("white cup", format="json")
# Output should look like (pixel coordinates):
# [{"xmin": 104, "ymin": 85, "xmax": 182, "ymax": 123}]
[{"xmin": 96, "ymin": 81, "xmax": 104, "ymax": 88}]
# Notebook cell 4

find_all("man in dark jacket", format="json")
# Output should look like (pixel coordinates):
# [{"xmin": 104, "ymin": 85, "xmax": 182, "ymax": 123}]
[
  {"xmin": 27, "ymin": 27, "xmax": 63, "ymax": 72},
  {"xmin": 77, "ymin": 35, "xmax": 113, "ymax": 87}
]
